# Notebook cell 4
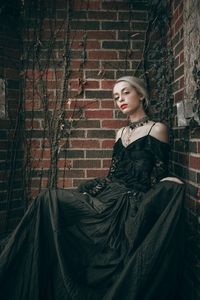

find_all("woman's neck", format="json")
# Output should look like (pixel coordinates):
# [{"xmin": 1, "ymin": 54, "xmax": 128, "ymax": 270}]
[{"xmin": 129, "ymin": 112, "xmax": 147, "ymax": 122}]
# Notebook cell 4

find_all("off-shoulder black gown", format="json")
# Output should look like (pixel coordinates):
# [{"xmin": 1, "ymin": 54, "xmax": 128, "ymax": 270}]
[{"xmin": 0, "ymin": 133, "xmax": 185, "ymax": 300}]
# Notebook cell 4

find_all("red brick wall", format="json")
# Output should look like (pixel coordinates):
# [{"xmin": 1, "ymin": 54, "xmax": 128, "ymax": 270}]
[
  {"xmin": 170, "ymin": 0, "xmax": 200, "ymax": 299},
  {"xmin": 0, "ymin": 0, "xmax": 199, "ymax": 297},
  {"xmin": 24, "ymin": 0, "xmax": 149, "ymax": 197}
]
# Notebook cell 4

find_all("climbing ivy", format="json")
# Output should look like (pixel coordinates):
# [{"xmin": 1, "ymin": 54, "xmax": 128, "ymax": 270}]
[{"xmin": 143, "ymin": 0, "xmax": 174, "ymax": 127}]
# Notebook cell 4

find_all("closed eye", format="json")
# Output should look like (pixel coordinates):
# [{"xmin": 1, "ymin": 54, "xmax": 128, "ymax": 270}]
[
  {"xmin": 123, "ymin": 90, "xmax": 129, "ymax": 95},
  {"xmin": 114, "ymin": 96, "xmax": 119, "ymax": 101}
]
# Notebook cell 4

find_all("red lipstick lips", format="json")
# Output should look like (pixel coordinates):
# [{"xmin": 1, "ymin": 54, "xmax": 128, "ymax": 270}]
[{"xmin": 120, "ymin": 104, "xmax": 128, "ymax": 110}]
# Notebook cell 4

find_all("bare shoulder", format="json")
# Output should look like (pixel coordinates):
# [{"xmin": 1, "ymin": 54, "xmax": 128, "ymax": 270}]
[
  {"xmin": 150, "ymin": 122, "xmax": 169, "ymax": 143},
  {"xmin": 115, "ymin": 127, "xmax": 125, "ymax": 142}
]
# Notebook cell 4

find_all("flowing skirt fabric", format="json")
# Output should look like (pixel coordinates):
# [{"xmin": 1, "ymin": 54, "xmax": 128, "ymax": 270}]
[{"xmin": 0, "ymin": 180, "xmax": 185, "ymax": 300}]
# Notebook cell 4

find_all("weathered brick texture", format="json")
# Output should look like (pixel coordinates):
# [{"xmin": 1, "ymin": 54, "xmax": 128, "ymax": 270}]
[
  {"xmin": 23, "ymin": 0, "xmax": 149, "ymax": 197},
  {"xmin": 170, "ymin": 1, "xmax": 200, "ymax": 299},
  {"xmin": 0, "ymin": 0, "xmax": 199, "ymax": 298}
]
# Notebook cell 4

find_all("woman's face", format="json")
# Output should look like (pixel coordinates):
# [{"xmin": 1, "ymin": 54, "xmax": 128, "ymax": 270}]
[{"xmin": 113, "ymin": 81, "xmax": 144, "ymax": 115}]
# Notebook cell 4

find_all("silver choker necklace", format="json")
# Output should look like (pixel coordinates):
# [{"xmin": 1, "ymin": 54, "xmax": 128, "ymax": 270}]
[{"xmin": 128, "ymin": 115, "xmax": 149, "ymax": 130}]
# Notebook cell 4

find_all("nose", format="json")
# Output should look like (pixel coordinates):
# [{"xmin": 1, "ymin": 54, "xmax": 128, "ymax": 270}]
[{"xmin": 119, "ymin": 95, "xmax": 124, "ymax": 102}]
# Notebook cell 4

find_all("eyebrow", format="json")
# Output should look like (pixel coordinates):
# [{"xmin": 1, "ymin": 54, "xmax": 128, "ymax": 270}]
[{"xmin": 113, "ymin": 87, "xmax": 128, "ymax": 95}]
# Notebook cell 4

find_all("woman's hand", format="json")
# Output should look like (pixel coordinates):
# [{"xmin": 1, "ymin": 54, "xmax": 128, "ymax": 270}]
[{"xmin": 160, "ymin": 177, "xmax": 184, "ymax": 184}]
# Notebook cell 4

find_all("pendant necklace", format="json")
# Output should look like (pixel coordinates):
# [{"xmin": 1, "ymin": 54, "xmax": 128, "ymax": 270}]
[{"xmin": 124, "ymin": 115, "xmax": 149, "ymax": 146}]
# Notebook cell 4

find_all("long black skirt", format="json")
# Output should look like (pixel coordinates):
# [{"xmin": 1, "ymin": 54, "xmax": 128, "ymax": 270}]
[{"xmin": 0, "ymin": 180, "xmax": 185, "ymax": 300}]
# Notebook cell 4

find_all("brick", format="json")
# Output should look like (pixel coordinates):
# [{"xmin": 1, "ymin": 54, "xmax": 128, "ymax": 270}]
[
  {"xmin": 57, "ymin": 159, "xmax": 72, "ymax": 169},
  {"xmin": 75, "ymin": 120, "xmax": 100, "ymax": 128},
  {"xmin": 70, "ymin": 50, "xmax": 85, "ymax": 60},
  {"xmin": 70, "ymin": 139, "xmax": 100, "ymax": 148},
  {"xmin": 73, "ymin": 0, "xmax": 100, "ymax": 10},
  {"xmin": 87, "ymin": 130, "xmax": 115, "ymax": 139},
  {"xmin": 88, "ymin": 51, "xmax": 118, "ymax": 60},
  {"xmin": 59, "ymin": 169, "xmax": 85, "ymax": 178},
  {"xmin": 57, "ymin": 178, "xmax": 73, "ymax": 188},
  {"xmin": 31, "ymin": 159, "xmax": 51, "ymax": 169},
  {"xmin": 85, "ymin": 70, "xmax": 115, "ymax": 79},
  {"xmin": 171, "ymin": 7, "xmax": 179, "ymax": 26},
  {"xmin": 102, "ymin": 21, "xmax": 130, "ymax": 30},
  {"xmin": 70, "ymin": 130, "xmax": 85, "ymax": 138},
  {"xmin": 25, "ymin": 130, "xmax": 48, "ymax": 139},
  {"xmin": 119, "ymin": 50, "xmax": 143, "ymax": 60},
  {"xmin": 174, "ymin": 89, "xmax": 184, "ymax": 103},
  {"xmin": 119, "ymin": 11, "xmax": 147, "ymax": 21},
  {"xmin": 86, "ymin": 169, "xmax": 108, "ymax": 178},
  {"xmin": 179, "ymin": 76, "xmax": 184, "ymax": 88},
  {"xmin": 71, "ymin": 21, "xmax": 100, "ymax": 30},
  {"xmin": 85, "ymin": 110, "xmax": 113, "ymax": 119},
  {"xmin": 25, "ymin": 120, "xmax": 41, "ymax": 129},
  {"xmin": 69, "ymin": 80, "xmax": 99, "ymax": 90},
  {"xmin": 102, "ymin": 60, "xmax": 130, "ymax": 70},
  {"xmin": 73, "ymin": 159, "xmax": 101, "ymax": 168},
  {"xmin": 86, "ymin": 149, "xmax": 113, "ymax": 159},
  {"xmin": 102, "ymin": 140, "xmax": 115, "ymax": 148},
  {"xmin": 174, "ymin": 64, "xmax": 184, "ymax": 80},
  {"xmin": 59, "ymin": 149, "xmax": 84, "ymax": 159},
  {"xmin": 101, "ymin": 80, "xmax": 116, "ymax": 89},
  {"xmin": 71, "ymin": 40, "xmax": 100, "ymax": 50},
  {"xmin": 86, "ymin": 31, "xmax": 116, "ymax": 40},
  {"xmin": 118, "ymin": 31, "xmax": 145, "ymax": 40},
  {"xmin": 101, "ymin": 100, "xmax": 115, "ymax": 109},
  {"xmin": 103, "ymin": 159, "xmax": 112, "ymax": 168},
  {"xmin": 31, "ymin": 149, "xmax": 51, "ymax": 159},
  {"xmin": 179, "ymin": 51, "xmax": 184, "ymax": 64},
  {"xmin": 102, "ymin": 120, "xmax": 127, "ymax": 129},
  {"xmin": 190, "ymin": 156, "xmax": 200, "ymax": 170},
  {"xmin": 174, "ymin": 40, "xmax": 183, "ymax": 56},
  {"xmin": 85, "ymin": 90, "xmax": 112, "ymax": 99},
  {"xmin": 102, "ymin": 1, "xmax": 148, "ymax": 10},
  {"xmin": 175, "ymin": 15, "xmax": 183, "ymax": 32},
  {"xmin": 172, "ymin": 31, "xmax": 181, "ymax": 47},
  {"xmin": 102, "ymin": 41, "xmax": 130, "ymax": 50},
  {"xmin": 68, "ymin": 100, "xmax": 100, "ymax": 110},
  {"xmin": 88, "ymin": 11, "xmax": 117, "ymax": 20}
]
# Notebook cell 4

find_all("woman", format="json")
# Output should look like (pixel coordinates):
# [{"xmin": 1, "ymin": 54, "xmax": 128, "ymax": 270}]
[{"xmin": 0, "ymin": 76, "xmax": 185, "ymax": 300}]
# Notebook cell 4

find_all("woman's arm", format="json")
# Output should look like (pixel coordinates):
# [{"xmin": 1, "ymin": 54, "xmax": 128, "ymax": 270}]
[{"xmin": 151, "ymin": 122, "xmax": 184, "ymax": 185}]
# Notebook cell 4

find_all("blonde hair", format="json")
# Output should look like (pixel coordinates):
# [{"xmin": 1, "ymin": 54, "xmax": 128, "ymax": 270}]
[{"xmin": 115, "ymin": 76, "xmax": 149, "ymax": 113}]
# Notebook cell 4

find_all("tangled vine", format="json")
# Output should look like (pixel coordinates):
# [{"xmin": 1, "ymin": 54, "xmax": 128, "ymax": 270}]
[{"xmin": 0, "ymin": 0, "xmax": 187, "ymax": 232}]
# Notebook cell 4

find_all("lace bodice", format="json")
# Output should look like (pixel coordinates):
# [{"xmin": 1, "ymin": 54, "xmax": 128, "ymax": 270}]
[
  {"xmin": 78, "ymin": 134, "xmax": 170, "ymax": 195},
  {"xmin": 107, "ymin": 134, "xmax": 170, "ymax": 192}
]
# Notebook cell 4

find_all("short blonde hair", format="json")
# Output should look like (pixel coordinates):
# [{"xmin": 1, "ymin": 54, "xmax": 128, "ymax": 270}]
[{"xmin": 115, "ymin": 76, "xmax": 149, "ymax": 112}]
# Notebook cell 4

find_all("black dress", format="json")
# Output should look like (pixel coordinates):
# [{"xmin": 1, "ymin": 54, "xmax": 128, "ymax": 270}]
[{"xmin": 0, "ymin": 131, "xmax": 185, "ymax": 300}]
